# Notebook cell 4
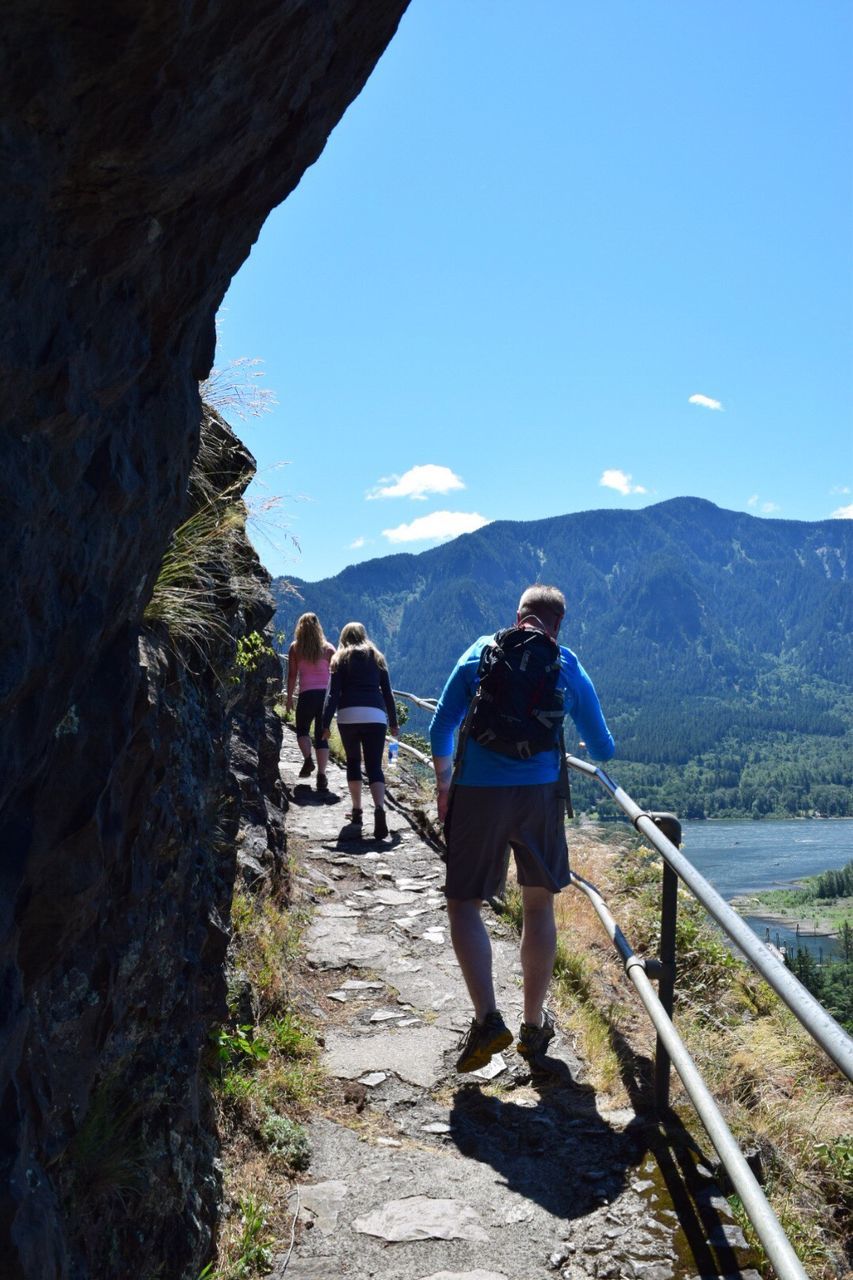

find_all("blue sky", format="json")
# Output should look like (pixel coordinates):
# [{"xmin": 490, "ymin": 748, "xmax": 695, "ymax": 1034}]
[{"xmin": 214, "ymin": 0, "xmax": 853, "ymax": 583}]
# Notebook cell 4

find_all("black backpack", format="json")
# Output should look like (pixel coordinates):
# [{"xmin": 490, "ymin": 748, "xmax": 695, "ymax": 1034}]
[{"xmin": 466, "ymin": 625, "xmax": 565, "ymax": 760}]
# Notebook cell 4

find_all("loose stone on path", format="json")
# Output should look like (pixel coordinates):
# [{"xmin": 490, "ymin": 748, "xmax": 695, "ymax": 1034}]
[
  {"xmin": 418, "ymin": 1273, "xmax": 510, "ymax": 1280},
  {"xmin": 353, "ymin": 1196, "xmax": 490, "ymax": 1243},
  {"xmin": 296, "ymin": 1180, "xmax": 349, "ymax": 1235},
  {"xmin": 322, "ymin": 1024, "xmax": 457, "ymax": 1089}
]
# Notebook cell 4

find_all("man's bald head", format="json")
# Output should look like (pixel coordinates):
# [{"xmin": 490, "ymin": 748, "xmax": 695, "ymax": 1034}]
[{"xmin": 517, "ymin": 585, "xmax": 566, "ymax": 638}]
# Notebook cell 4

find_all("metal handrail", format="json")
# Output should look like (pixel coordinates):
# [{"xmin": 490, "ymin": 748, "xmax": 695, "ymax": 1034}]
[
  {"xmin": 393, "ymin": 688, "xmax": 437, "ymax": 714},
  {"xmin": 397, "ymin": 739, "xmax": 430, "ymax": 765},
  {"xmin": 569, "ymin": 868, "xmax": 808, "ymax": 1280},
  {"xmin": 566, "ymin": 754, "xmax": 853, "ymax": 1084},
  {"xmin": 566, "ymin": 755, "xmax": 852, "ymax": 1280}
]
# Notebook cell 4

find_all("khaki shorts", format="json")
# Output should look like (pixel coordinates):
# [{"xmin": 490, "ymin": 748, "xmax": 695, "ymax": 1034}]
[{"xmin": 443, "ymin": 783, "xmax": 570, "ymax": 901}]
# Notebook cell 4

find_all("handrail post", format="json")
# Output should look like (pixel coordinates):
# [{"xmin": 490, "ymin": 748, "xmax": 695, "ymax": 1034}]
[{"xmin": 649, "ymin": 813, "xmax": 681, "ymax": 1113}]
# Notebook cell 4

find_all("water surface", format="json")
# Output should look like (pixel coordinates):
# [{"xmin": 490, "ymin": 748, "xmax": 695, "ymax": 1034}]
[{"xmin": 680, "ymin": 818, "xmax": 852, "ymax": 961}]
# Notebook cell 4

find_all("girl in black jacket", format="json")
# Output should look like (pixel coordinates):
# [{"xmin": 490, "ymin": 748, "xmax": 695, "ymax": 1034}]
[{"xmin": 322, "ymin": 621, "xmax": 398, "ymax": 839}]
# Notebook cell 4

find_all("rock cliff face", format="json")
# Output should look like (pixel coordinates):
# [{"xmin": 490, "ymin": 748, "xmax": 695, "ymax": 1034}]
[{"xmin": 0, "ymin": 4, "xmax": 409, "ymax": 1276}]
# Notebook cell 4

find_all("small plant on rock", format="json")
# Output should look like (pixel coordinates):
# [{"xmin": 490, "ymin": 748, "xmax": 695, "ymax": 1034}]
[
  {"xmin": 259, "ymin": 1111, "xmax": 311, "ymax": 1169},
  {"xmin": 232, "ymin": 631, "xmax": 276, "ymax": 680}
]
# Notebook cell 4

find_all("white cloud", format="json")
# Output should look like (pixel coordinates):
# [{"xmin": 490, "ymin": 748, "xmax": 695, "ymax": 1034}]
[
  {"xmin": 830, "ymin": 503, "xmax": 853, "ymax": 519},
  {"xmin": 599, "ymin": 468, "xmax": 647, "ymax": 496},
  {"xmin": 349, "ymin": 536, "xmax": 366, "ymax": 549},
  {"xmin": 830, "ymin": 484, "xmax": 851, "ymax": 496},
  {"xmin": 382, "ymin": 510, "xmax": 490, "ymax": 544},
  {"xmin": 367, "ymin": 464, "xmax": 465, "ymax": 501},
  {"xmin": 688, "ymin": 393, "xmax": 724, "ymax": 411},
  {"xmin": 748, "ymin": 495, "xmax": 780, "ymax": 514}
]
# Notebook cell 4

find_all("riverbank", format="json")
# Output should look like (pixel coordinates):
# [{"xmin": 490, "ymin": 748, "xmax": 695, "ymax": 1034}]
[{"xmin": 731, "ymin": 893, "xmax": 853, "ymax": 940}]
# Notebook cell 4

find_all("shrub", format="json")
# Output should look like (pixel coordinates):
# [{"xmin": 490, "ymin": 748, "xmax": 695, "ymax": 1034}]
[{"xmin": 258, "ymin": 1112, "xmax": 311, "ymax": 1169}]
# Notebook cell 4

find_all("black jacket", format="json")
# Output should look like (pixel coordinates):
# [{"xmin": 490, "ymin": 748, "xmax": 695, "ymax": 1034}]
[{"xmin": 323, "ymin": 648, "xmax": 398, "ymax": 730}]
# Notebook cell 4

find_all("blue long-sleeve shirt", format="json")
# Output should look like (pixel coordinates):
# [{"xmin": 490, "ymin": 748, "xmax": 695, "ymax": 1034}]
[{"xmin": 429, "ymin": 634, "xmax": 615, "ymax": 786}]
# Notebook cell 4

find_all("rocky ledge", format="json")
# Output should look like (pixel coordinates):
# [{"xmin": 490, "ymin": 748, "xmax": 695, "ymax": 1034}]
[{"xmin": 1, "ymin": 5, "xmax": 409, "ymax": 1276}]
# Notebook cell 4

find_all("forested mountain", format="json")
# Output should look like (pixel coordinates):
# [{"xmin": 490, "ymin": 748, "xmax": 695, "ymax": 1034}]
[{"xmin": 271, "ymin": 498, "xmax": 853, "ymax": 819}]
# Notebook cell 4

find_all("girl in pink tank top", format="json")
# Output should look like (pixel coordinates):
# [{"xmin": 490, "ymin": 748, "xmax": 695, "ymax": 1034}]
[
  {"xmin": 295, "ymin": 654, "xmax": 332, "ymax": 692},
  {"xmin": 286, "ymin": 613, "xmax": 335, "ymax": 791}
]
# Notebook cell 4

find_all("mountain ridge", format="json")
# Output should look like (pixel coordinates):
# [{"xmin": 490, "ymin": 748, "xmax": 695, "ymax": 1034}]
[
  {"xmin": 287, "ymin": 495, "xmax": 849, "ymax": 590},
  {"xmin": 272, "ymin": 497, "xmax": 852, "ymax": 819}
]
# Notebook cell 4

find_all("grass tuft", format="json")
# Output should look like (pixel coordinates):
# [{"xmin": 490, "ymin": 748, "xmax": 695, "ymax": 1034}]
[
  {"xmin": 205, "ymin": 884, "xmax": 324, "ymax": 1278},
  {"xmin": 63, "ymin": 1079, "xmax": 146, "ymax": 1212},
  {"xmin": 144, "ymin": 490, "xmax": 247, "ymax": 662}
]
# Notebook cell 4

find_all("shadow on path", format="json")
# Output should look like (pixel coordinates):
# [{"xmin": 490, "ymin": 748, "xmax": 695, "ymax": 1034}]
[
  {"xmin": 607, "ymin": 1018, "xmax": 756, "ymax": 1276},
  {"xmin": 287, "ymin": 781, "xmax": 342, "ymax": 807},
  {"xmin": 447, "ymin": 1019, "xmax": 758, "ymax": 1274},
  {"xmin": 448, "ymin": 1073, "xmax": 636, "ymax": 1220},
  {"xmin": 286, "ymin": 782, "xmax": 404, "ymax": 851},
  {"xmin": 330, "ymin": 829, "xmax": 405, "ymax": 853}
]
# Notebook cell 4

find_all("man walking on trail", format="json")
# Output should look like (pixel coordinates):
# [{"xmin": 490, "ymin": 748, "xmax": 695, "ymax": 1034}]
[{"xmin": 429, "ymin": 584, "xmax": 615, "ymax": 1072}]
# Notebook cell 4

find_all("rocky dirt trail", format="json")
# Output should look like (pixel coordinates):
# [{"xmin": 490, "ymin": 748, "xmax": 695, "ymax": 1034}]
[{"xmin": 273, "ymin": 728, "xmax": 761, "ymax": 1280}]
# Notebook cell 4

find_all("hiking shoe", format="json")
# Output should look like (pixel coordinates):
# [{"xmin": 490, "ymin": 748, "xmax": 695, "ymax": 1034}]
[
  {"xmin": 298, "ymin": 757, "xmax": 315, "ymax": 778},
  {"xmin": 373, "ymin": 807, "xmax": 388, "ymax": 839},
  {"xmin": 316, "ymin": 774, "xmax": 329, "ymax": 794},
  {"xmin": 517, "ymin": 1008, "xmax": 556, "ymax": 1061},
  {"xmin": 347, "ymin": 808, "xmax": 363, "ymax": 826},
  {"xmin": 455, "ymin": 1010, "xmax": 512, "ymax": 1073}
]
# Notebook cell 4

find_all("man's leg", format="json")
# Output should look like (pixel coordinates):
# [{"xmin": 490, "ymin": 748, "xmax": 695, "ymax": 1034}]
[
  {"xmin": 443, "ymin": 788, "xmax": 513, "ymax": 1070},
  {"xmin": 446, "ymin": 898, "xmax": 498, "ymax": 1023},
  {"xmin": 447, "ymin": 895, "xmax": 512, "ymax": 1071},
  {"xmin": 520, "ymin": 885, "xmax": 557, "ymax": 1027}
]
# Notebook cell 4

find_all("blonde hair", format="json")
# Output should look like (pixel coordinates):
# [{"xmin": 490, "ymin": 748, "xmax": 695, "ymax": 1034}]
[
  {"xmin": 333, "ymin": 620, "xmax": 387, "ymax": 670},
  {"xmin": 293, "ymin": 612, "xmax": 327, "ymax": 663}
]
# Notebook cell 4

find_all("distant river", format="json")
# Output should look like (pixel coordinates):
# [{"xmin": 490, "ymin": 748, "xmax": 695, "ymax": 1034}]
[{"xmin": 679, "ymin": 819, "xmax": 853, "ymax": 961}]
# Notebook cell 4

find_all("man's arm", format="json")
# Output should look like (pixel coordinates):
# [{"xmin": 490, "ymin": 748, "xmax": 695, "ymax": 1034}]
[
  {"xmin": 432, "ymin": 754, "xmax": 454, "ymax": 822},
  {"xmin": 565, "ymin": 657, "xmax": 615, "ymax": 761}
]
